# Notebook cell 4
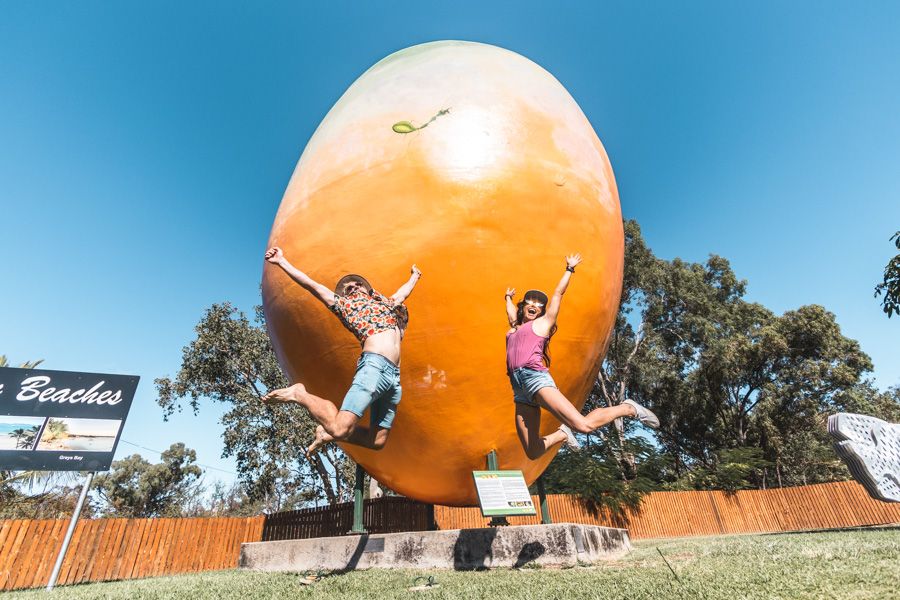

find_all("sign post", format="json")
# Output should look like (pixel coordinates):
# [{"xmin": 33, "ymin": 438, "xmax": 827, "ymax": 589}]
[
  {"xmin": 0, "ymin": 367, "xmax": 138, "ymax": 590},
  {"xmin": 46, "ymin": 471, "xmax": 94, "ymax": 591}
]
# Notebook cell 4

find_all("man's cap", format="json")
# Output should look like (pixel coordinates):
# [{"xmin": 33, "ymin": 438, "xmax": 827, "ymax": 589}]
[
  {"xmin": 334, "ymin": 274, "xmax": 373, "ymax": 295},
  {"xmin": 524, "ymin": 289, "xmax": 549, "ymax": 305}
]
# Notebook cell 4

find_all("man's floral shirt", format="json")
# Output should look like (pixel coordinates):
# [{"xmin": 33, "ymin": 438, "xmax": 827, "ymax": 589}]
[{"xmin": 329, "ymin": 290, "xmax": 402, "ymax": 344}]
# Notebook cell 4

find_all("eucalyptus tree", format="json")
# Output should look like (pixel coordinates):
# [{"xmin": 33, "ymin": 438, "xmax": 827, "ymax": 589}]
[
  {"xmin": 155, "ymin": 303, "xmax": 356, "ymax": 508},
  {"xmin": 589, "ymin": 222, "xmax": 894, "ymax": 491},
  {"xmin": 93, "ymin": 443, "xmax": 203, "ymax": 517}
]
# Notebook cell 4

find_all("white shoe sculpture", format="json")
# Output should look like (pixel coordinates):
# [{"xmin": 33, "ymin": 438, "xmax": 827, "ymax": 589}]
[{"xmin": 828, "ymin": 413, "xmax": 900, "ymax": 503}]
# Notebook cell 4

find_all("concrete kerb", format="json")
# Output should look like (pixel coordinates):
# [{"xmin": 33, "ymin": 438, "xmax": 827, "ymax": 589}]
[{"xmin": 239, "ymin": 523, "xmax": 631, "ymax": 572}]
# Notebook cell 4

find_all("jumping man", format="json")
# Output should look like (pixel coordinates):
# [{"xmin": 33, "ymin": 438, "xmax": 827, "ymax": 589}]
[{"xmin": 262, "ymin": 246, "xmax": 421, "ymax": 456}]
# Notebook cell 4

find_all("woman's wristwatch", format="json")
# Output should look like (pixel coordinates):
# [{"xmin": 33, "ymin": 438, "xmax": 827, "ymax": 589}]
[{"xmin": 566, "ymin": 266, "xmax": 576, "ymax": 273}]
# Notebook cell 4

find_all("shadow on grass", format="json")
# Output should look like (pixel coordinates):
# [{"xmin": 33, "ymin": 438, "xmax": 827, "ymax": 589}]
[{"xmin": 292, "ymin": 533, "xmax": 372, "ymax": 582}]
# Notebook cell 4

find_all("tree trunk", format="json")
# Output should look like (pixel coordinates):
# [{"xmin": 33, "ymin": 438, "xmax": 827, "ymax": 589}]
[
  {"xmin": 311, "ymin": 454, "xmax": 337, "ymax": 504},
  {"xmin": 613, "ymin": 415, "xmax": 636, "ymax": 478}
]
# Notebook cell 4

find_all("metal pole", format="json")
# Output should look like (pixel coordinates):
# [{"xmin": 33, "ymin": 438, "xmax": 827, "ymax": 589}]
[
  {"xmin": 486, "ymin": 450, "xmax": 509, "ymax": 527},
  {"xmin": 536, "ymin": 476, "xmax": 552, "ymax": 524},
  {"xmin": 350, "ymin": 463, "xmax": 367, "ymax": 534},
  {"xmin": 486, "ymin": 450, "xmax": 499, "ymax": 471},
  {"xmin": 47, "ymin": 471, "xmax": 94, "ymax": 591}
]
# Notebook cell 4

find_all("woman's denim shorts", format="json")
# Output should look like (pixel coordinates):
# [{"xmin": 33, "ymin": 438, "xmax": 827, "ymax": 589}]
[
  {"xmin": 508, "ymin": 367, "xmax": 557, "ymax": 406},
  {"xmin": 340, "ymin": 352, "xmax": 402, "ymax": 429}
]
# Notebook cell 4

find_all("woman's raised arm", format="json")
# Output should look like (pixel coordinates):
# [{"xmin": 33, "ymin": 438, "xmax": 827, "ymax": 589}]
[
  {"xmin": 540, "ymin": 254, "xmax": 582, "ymax": 327},
  {"xmin": 504, "ymin": 287, "xmax": 518, "ymax": 328}
]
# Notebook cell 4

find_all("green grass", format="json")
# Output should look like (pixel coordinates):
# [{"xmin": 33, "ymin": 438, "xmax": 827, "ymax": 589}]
[{"xmin": 8, "ymin": 529, "xmax": 900, "ymax": 599}]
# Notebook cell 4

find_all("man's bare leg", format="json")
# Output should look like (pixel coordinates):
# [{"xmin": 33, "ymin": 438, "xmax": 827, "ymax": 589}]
[
  {"xmin": 306, "ymin": 422, "xmax": 390, "ymax": 456},
  {"xmin": 263, "ymin": 383, "xmax": 342, "ymax": 434},
  {"xmin": 306, "ymin": 425, "xmax": 333, "ymax": 456},
  {"xmin": 263, "ymin": 385, "xmax": 391, "ymax": 453}
]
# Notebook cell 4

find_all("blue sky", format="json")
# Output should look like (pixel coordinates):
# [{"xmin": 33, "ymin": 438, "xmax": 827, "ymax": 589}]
[{"xmin": 2, "ymin": 1, "xmax": 898, "ymax": 486}]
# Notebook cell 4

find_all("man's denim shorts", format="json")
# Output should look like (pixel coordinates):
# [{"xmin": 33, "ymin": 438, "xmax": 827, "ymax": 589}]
[
  {"xmin": 508, "ymin": 367, "xmax": 557, "ymax": 406},
  {"xmin": 340, "ymin": 352, "xmax": 402, "ymax": 429}
]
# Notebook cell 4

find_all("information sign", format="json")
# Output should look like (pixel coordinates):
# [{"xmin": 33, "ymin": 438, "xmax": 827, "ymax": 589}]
[{"xmin": 472, "ymin": 470, "xmax": 537, "ymax": 517}]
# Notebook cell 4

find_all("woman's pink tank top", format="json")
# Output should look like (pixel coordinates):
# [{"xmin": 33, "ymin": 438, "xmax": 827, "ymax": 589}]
[{"xmin": 506, "ymin": 321, "xmax": 549, "ymax": 372}]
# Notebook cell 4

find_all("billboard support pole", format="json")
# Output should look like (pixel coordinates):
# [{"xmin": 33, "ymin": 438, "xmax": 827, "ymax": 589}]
[{"xmin": 46, "ymin": 471, "xmax": 94, "ymax": 591}]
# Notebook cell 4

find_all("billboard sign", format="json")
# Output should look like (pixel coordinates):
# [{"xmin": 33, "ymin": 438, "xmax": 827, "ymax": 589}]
[{"xmin": 0, "ymin": 367, "xmax": 139, "ymax": 471}]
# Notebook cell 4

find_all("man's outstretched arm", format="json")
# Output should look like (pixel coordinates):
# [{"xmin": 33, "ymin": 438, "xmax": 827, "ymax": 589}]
[
  {"xmin": 390, "ymin": 264, "xmax": 422, "ymax": 304},
  {"xmin": 265, "ymin": 247, "xmax": 336, "ymax": 307}
]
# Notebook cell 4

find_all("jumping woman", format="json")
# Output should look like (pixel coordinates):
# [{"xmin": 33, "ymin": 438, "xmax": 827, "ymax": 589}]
[{"xmin": 505, "ymin": 254, "xmax": 660, "ymax": 460}]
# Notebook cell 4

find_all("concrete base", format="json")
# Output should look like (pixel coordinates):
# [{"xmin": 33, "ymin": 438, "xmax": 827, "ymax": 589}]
[{"xmin": 239, "ymin": 523, "xmax": 631, "ymax": 571}]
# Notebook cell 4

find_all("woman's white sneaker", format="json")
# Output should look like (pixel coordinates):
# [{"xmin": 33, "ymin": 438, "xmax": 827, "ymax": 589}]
[
  {"xmin": 623, "ymin": 399, "xmax": 660, "ymax": 429},
  {"xmin": 559, "ymin": 424, "xmax": 581, "ymax": 450}
]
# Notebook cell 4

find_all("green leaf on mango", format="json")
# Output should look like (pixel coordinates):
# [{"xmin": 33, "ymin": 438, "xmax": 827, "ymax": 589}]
[{"xmin": 392, "ymin": 121, "xmax": 416, "ymax": 134}]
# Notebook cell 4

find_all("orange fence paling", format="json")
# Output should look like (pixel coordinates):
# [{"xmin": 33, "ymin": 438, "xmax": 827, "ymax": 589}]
[
  {"xmin": 430, "ymin": 481, "xmax": 900, "ymax": 538},
  {"xmin": 257, "ymin": 481, "xmax": 899, "ymax": 541},
  {"xmin": 0, "ymin": 516, "xmax": 265, "ymax": 592},
  {"xmin": 3, "ymin": 481, "xmax": 900, "ymax": 591}
]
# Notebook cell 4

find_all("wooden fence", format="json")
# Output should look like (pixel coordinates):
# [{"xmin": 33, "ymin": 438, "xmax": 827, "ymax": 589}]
[
  {"xmin": 433, "ymin": 480, "xmax": 900, "ymax": 537},
  {"xmin": 2, "ymin": 481, "xmax": 899, "ymax": 590},
  {"xmin": 0, "ymin": 516, "xmax": 263, "ymax": 591},
  {"xmin": 262, "ymin": 496, "xmax": 433, "ymax": 541}
]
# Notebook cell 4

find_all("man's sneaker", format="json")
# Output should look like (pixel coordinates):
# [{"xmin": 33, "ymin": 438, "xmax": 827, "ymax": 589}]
[
  {"xmin": 559, "ymin": 424, "xmax": 581, "ymax": 450},
  {"xmin": 623, "ymin": 399, "xmax": 660, "ymax": 429}
]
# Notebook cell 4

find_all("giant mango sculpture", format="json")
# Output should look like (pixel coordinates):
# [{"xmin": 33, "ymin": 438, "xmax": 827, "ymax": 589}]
[{"xmin": 262, "ymin": 41, "xmax": 623, "ymax": 506}]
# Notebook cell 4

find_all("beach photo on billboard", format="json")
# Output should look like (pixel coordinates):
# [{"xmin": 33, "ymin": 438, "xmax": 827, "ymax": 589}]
[
  {"xmin": 35, "ymin": 417, "xmax": 122, "ymax": 453},
  {"xmin": 0, "ymin": 416, "xmax": 46, "ymax": 451}
]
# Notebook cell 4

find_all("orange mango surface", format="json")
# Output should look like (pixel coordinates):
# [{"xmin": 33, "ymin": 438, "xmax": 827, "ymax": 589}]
[{"xmin": 262, "ymin": 41, "xmax": 623, "ymax": 505}]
